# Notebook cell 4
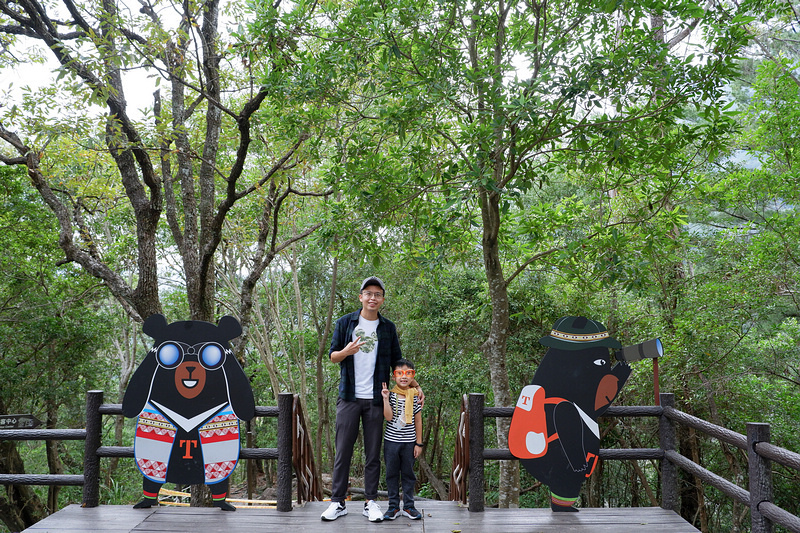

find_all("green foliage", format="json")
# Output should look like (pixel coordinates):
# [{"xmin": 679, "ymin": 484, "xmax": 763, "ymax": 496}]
[
  {"xmin": 2, "ymin": 0, "xmax": 800, "ymax": 527},
  {"xmin": 0, "ymin": 167, "xmax": 120, "ymax": 529},
  {"xmin": 0, "ymin": 167, "xmax": 114, "ymax": 415}
]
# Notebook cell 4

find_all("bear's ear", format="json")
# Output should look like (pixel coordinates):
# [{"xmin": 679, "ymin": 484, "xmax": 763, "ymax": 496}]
[
  {"xmin": 218, "ymin": 315, "xmax": 243, "ymax": 340},
  {"xmin": 143, "ymin": 314, "xmax": 168, "ymax": 338}
]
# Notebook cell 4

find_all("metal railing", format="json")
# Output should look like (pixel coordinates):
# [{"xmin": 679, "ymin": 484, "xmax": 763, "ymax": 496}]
[
  {"xmin": 0, "ymin": 390, "xmax": 322, "ymax": 511},
  {"xmin": 451, "ymin": 392, "xmax": 800, "ymax": 533}
]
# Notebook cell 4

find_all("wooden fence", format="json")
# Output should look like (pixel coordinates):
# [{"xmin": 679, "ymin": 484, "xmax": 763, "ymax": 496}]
[
  {"xmin": 6, "ymin": 389, "xmax": 800, "ymax": 532},
  {"xmin": 0, "ymin": 390, "xmax": 322, "ymax": 511},
  {"xmin": 450, "ymin": 392, "xmax": 800, "ymax": 533}
]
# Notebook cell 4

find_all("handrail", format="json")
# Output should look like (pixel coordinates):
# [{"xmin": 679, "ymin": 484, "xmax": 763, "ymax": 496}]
[
  {"xmin": 452, "ymin": 391, "xmax": 800, "ymax": 533},
  {"xmin": 449, "ymin": 394, "xmax": 469, "ymax": 504},
  {"xmin": 755, "ymin": 441, "xmax": 800, "ymax": 471},
  {"xmin": 0, "ymin": 390, "xmax": 322, "ymax": 512},
  {"xmin": 663, "ymin": 406, "xmax": 748, "ymax": 449},
  {"xmin": 664, "ymin": 449, "xmax": 750, "ymax": 505},
  {"xmin": 291, "ymin": 395, "xmax": 323, "ymax": 504},
  {"xmin": 0, "ymin": 429, "xmax": 86, "ymax": 441},
  {"xmin": 0, "ymin": 474, "xmax": 84, "ymax": 485}
]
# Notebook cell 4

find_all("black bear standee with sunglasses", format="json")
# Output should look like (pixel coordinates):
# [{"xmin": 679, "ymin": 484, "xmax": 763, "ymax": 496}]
[{"xmin": 122, "ymin": 314, "xmax": 255, "ymax": 511}]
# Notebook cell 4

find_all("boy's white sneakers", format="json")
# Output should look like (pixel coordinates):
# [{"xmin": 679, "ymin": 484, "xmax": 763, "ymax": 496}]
[
  {"xmin": 320, "ymin": 501, "xmax": 347, "ymax": 521},
  {"xmin": 363, "ymin": 499, "xmax": 384, "ymax": 522}
]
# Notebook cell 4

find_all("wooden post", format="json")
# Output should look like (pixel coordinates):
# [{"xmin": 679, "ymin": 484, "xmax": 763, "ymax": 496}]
[
  {"xmin": 82, "ymin": 390, "xmax": 103, "ymax": 507},
  {"xmin": 468, "ymin": 393, "xmax": 484, "ymax": 512},
  {"xmin": 653, "ymin": 358, "xmax": 660, "ymax": 406},
  {"xmin": 748, "ymin": 423, "xmax": 773, "ymax": 533},
  {"xmin": 276, "ymin": 392, "xmax": 293, "ymax": 512},
  {"xmin": 659, "ymin": 392, "xmax": 678, "ymax": 512},
  {"xmin": 246, "ymin": 419, "xmax": 254, "ymax": 501}
]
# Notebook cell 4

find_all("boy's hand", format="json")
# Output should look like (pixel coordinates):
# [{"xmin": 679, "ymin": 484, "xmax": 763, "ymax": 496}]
[{"xmin": 381, "ymin": 382, "xmax": 390, "ymax": 400}]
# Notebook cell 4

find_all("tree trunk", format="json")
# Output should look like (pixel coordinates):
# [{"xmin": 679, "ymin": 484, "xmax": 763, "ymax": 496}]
[
  {"xmin": 417, "ymin": 455, "xmax": 448, "ymax": 500},
  {"xmin": 250, "ymin": 280, "xmax": 281, "ymax": 396},
  {"xmin": 196, "ymin": 0, "xmax": 221, "ymax": 322},
  {"xmin": 480, "ymin": 188, "xmax": 519, "ymax": 508},
  {"xmin": 44, "ymin": 402, "xmax": 62, "ymax": 513},
  {"xmin": 467, "ymin": 0, "xmax": 519, "ymax": 507},
  {"xmin": 289, "ymin": 244, "xmax": 311, "ymax": 421},
  {"xmin": 109, "ymin": 317, "xmax": 139, "ymax": 485},
  {"xmin": 314, "ymin": 256, "xmax": 338, "ymax": 469},
  {"xmin": 0, "ymin": 441, "xmax": 47, "ymax": 531},
  {"xmin": 678, "ymin": 423, "xmax": 705, "ymax": 530}
]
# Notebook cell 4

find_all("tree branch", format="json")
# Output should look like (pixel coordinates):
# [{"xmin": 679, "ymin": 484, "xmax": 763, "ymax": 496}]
[{"xmin": 0, "ymin": 123, "xmax": 140, "ymax": 319}]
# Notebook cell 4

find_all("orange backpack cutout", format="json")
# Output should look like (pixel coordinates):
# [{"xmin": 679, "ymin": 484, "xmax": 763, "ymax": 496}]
[{"xmin": 509, "ymin": 385, "xmax": 565, "ymax": 459}]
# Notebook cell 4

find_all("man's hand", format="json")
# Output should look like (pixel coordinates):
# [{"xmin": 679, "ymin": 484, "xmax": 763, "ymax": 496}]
[
  {"xmin": 342, "ymin": 336, "xmax": 365, "ymax": 356},
  {"xmin": 331, "ymin": 336, "xmax": 365, "ymax": 362}
]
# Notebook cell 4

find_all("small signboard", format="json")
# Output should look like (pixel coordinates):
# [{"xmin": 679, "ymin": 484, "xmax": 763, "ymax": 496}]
[{"xmin": 0, "ymin": 414, "xmax": 42, "ymax": 430}]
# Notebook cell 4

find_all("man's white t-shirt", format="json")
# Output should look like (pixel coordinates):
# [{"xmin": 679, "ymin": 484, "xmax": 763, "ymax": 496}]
[{"xmin": 353, "ymin": 315, "xmax": 379, "ymax": 399}]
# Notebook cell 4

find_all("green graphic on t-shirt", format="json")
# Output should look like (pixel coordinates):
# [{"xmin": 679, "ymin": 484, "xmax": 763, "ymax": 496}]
[{"xmin": 354, "ymin": 327, "xmax": 378, "ymax": 353}]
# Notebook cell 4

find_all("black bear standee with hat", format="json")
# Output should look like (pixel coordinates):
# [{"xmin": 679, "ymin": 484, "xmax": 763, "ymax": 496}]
[
  {"xmin": 122, "ymin": 314, "xmax": 256, "ymax": 511},
  {"xmin": 509, "ymin": 316, "xmax": 634, "ymax": 512}
]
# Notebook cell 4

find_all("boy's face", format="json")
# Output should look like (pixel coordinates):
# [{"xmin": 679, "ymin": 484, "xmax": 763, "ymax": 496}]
[
  {"xmin": 392, "ymin": 365, "xmax": 415, "ymax": 388},
  {"xmin": 359, "ymin": 284, "xmax": 385, "ymax": 313}
]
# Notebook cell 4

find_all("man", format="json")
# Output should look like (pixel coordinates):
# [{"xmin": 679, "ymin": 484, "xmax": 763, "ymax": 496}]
[{"xmin": 320, "ymin": 276, "xmax": 422, "ymax": 522}]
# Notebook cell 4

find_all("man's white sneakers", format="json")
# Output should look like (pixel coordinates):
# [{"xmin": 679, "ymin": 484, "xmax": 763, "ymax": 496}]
[
  {"xmin": 320, "ymin": 501, "xmax": 347, "ymax": 521},
  {"xmin": 321, "ymin": 499, "xmax": 383, "ymax": 522},
  {"xmin": 363, "ymin": 499, "xmax": 384, "ymax": 522}
]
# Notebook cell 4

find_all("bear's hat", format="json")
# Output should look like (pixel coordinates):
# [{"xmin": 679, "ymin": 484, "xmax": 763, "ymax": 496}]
[{"xmin": 539, "ymin": 316, "xmax": 621, "ymax": 351}]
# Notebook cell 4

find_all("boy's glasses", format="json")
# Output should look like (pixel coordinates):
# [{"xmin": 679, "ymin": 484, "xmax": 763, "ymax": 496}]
[{"xmin": 393, "ymin": 369, "xmax": 415, "ymax": 377}]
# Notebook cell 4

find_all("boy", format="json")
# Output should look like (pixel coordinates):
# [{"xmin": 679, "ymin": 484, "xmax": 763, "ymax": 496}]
[{"xmin": 381, "ymin": 358, "xmax": 423, "ymax": 520}]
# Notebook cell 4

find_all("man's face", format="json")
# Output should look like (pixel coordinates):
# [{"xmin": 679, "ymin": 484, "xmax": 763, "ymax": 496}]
[{"xmin": 359, "ymin": 284, "xmax": 385, "ymax": 313}]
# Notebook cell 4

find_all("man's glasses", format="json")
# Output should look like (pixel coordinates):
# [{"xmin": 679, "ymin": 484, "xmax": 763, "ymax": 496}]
[
  {"xmin": 393, "ymin": 369, "xmax": 415, "ymax": 377},
  {"xmin": 361, "ymin": 291, "xmax": 384, "ymax": 299}
]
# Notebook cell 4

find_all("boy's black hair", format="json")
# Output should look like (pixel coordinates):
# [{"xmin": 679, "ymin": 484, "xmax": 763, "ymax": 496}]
[{"xmin": 392, "ymin": 358, "xmax": 415, "ymax": 371}]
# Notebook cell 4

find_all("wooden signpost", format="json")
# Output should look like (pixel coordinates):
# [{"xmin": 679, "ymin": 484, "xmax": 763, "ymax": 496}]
[{"xmin": 0, "ymin": 414, "xmax": 42, "ymax": 430}]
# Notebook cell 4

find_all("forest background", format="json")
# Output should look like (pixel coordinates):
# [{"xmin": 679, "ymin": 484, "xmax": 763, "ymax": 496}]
[{"xmin": 1, "ymin": 0, "xmax": 799, "ymax": 530}]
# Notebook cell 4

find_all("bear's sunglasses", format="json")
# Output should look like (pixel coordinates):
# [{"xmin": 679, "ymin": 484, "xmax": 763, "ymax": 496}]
[{"xmin": 155, "ymin": 341, "xmax": 227, "ymax": 370}]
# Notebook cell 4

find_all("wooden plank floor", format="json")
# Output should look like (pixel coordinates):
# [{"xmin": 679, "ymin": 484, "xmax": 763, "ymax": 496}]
[{"xmin": 23, "ymin": 501, "xmax": 699, "ymax": 533}]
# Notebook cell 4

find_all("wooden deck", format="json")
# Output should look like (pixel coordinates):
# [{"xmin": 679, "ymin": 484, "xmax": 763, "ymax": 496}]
[{"xmin": 23, "ymin": 501, "xmax": 699, "ymax": 532}]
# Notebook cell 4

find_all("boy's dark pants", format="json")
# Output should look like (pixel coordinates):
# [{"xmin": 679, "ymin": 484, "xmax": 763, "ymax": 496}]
[{"xmin": 384, "ymin": 439, "xmax": 416, "ymax": 509}]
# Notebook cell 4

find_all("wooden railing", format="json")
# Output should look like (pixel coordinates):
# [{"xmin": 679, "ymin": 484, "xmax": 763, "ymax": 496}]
[
  {"xmin": 290, "ymin": 395, "xmax": 322, "ymax": 504},
  {"xmin": 0, "ymin": 390, "xmax": 322, "ymax": 511},
  {"xmin": 448, "ymin": 399, "xmax": 469, "ymax": 503},
  {"xmin": 451, "ymin": 392, "xmax": 800, "ymax": 533}
]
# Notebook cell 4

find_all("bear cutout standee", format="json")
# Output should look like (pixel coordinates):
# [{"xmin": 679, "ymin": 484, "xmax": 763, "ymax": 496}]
[
  {"xmin": 122, "ymin": 314, "xmax": 255, "ymax": 511},
  {"xmin": 509, "ymin": 316, "xmax": 662, "ymax": 512}
]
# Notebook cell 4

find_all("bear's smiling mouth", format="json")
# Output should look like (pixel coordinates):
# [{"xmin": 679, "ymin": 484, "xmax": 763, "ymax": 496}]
[{"xmin": 174, "ymin": 361, "xmax": 206, "ymax": 398}]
